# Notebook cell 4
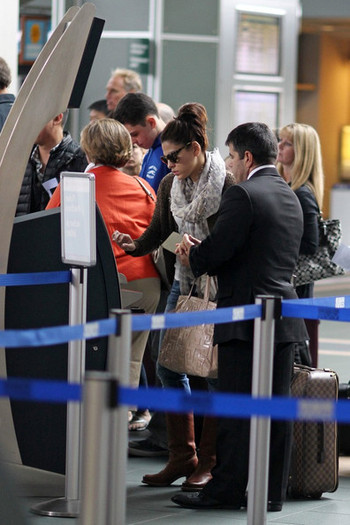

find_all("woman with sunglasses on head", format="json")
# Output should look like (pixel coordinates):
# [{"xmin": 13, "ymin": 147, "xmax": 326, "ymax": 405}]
[{"xmin": 113, "ymin": 102, "xmax": 235, "ymax": 491}]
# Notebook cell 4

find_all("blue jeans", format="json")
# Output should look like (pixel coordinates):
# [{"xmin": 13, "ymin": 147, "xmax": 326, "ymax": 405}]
[{"xmin": 156, "ymin": 279, "xmax": 218, "ymax": 393}]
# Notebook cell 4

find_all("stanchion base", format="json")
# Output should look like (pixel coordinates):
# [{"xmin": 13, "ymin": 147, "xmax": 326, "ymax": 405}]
[{"xmin": 30, "ymin": 497, "xmax": 80, "ymax": 517}]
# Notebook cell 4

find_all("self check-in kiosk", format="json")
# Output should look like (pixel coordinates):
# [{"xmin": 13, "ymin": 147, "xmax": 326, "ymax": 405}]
[{"xmin": 5, "ymin": 207, "xmax": 120, "ymax": 473}]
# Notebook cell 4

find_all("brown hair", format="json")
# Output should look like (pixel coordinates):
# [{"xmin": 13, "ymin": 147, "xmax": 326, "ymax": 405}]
[
  {"xmin": 80, "ymin": 118, "xmax": 132, "ymax": 167},
  {"xmin": 161, "ymin": 102, "xmax": 209, "ymax": 151}
]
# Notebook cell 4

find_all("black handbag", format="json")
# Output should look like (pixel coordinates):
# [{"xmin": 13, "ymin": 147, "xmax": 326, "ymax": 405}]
[{"xmin": 293, "ymin": 214, "xmax": 345, "ymax": 286}]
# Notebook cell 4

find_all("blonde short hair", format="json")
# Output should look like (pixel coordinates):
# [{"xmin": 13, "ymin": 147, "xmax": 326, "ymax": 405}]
[
  {"xmin": 277, "ymin": 123, "xmax": 324, "ymax": 209},
  {"xmin": 80, "ymin": 118, "xmax": 132, "ymax": 167},
  {"xmin": 111, "ymin": 67, "xmax": 142, "ymax": 92}
]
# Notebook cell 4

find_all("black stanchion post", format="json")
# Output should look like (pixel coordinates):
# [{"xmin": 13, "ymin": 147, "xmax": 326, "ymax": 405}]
[
  {"xmin": 247, "ymin": 295, "xmax": 279, "ymax": 525},
  {"xmin": 79, "ymin": 372, "xmax": 115, "ymax": 525},
  {"xmin": 106, "ymin": 309, "xmax": 132, "ymax": 525}
]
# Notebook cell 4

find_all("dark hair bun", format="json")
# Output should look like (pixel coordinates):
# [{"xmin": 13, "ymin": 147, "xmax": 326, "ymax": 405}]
[
  {"xmin": 177, "ymin": 102, "xmax": 208, "ymax": 127},
  {"xmin": 161, "ymin": 101, "xmax": 209, "ymax": 151}
]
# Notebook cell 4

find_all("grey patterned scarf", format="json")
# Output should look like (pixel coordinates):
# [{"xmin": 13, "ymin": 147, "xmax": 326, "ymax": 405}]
[{"xmin": 170, "ymin": 148, "xmax": 225, "ymax": 296}]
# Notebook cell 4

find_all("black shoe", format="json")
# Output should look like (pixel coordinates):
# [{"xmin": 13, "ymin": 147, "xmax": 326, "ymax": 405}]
[
  {"xmin": 128, "ymin": 438, "xmax": 168, "ymax": 457},
  {"xmin": 267, "ymin": 501, "xmax": 282, "ymax": 512},
  {"xmin": 241, "ymin": 496, "xmax": 282, "ymax": 512},
  {"xmin": 171, "ymin": 491, "xmax": 243, "ymax": 510}
]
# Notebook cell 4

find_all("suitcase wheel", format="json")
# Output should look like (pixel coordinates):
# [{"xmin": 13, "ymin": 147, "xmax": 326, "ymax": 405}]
[
  {"xmin": 290, "ymin": 489, "xmax": 323, "ymax": 500},
  {"xmin": 309, "ymin": 492, "xmax": 322, "ymax": 500}
]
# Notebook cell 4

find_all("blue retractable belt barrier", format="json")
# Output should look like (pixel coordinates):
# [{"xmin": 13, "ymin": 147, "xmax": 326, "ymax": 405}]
[
  {"xmin": 0, "ymin": 271, "xmax": 71, "ymax": 286},
  {"xmin": 0, "ymin": 377, "xmax": 81, "ymax": 403},
  {"xmin": 0, "ymin": 318, "xmax": 116, "ymax": 347},
  {"xmin": 2, "ymin": 295, "xmax": 350, "ymax": 347},
  {"xmin": 132, "ymin": 303, "xmax": 261, "ymax": 331},
  {"xmin": 283, "ymin": 296, "xmax": 350, "ymax": 322},
  {"xmin": 1, "ymin": 378, "xmax": 350, "ymax": 424}
]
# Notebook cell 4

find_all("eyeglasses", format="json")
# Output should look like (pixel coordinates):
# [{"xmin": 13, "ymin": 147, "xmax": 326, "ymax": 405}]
[{"xmin": 160, "ymin": 142, "xmax": 192, "ymax": 165}]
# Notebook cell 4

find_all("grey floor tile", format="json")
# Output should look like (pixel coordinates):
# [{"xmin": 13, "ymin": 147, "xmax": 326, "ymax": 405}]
[
  {"xmin": 132, "ymin": 510, "xmax": 249, "ymax": 524},
  {"xmin": 311, "ymin": 499, "xmax": 350, "ymax": 514},
  {"xmin": 271, "ymin": 511, "xmax": 350, "ymax": 525}
]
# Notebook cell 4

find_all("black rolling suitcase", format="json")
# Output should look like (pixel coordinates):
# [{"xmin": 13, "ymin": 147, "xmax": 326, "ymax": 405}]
[
  {"xmin": 288, "ymin": 364, "xmax": 339, "ymax": 499},
  {"xmin": 338, "ymin": 381, "xmax": 350, "ymax": 456}
]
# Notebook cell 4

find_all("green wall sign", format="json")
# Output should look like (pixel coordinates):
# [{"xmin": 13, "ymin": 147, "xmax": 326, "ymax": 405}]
[{"xmin": 128, "ymin": 38, "xmax": 151, "ymax": 75}]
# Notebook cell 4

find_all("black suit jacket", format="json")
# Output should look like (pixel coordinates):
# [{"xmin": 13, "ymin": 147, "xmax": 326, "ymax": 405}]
[{"xmin": 189, "ymin": 167, "xmax": 308, "ymax": 344}]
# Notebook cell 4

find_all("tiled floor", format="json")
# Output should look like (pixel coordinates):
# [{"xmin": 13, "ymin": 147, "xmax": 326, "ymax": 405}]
[
  {"xmin": 20, "ymin": 454, "xmax": 350, "ymax": 525},
  {"xmin": 122, "ymin": 457, "xmax": 350, "ymax": 525},
  {"xmin": 8, "ymin": 276, "xmax": 350, "ymax": 524}
]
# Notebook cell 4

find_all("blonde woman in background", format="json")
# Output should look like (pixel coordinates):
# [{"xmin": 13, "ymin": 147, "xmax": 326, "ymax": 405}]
[{"xmin": 277, "ymin": 123, "xmax": 324, "ymax": 366}]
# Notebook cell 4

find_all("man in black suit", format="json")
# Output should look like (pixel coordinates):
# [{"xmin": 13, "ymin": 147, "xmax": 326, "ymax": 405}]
[{"xmin": 172, "ymin": 122, "xmax": 307, "ymax": 512}]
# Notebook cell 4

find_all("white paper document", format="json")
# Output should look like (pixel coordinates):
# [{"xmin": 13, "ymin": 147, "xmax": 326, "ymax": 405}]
[{"xmin": 161, "ymin": 232, "xmax": 182, "ymax": 253}]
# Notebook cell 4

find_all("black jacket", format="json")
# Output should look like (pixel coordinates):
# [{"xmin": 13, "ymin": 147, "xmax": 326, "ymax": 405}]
[
  {"xmin": 16, "ymin": 131, "xmax": 88, "ymax": 215},
  {"xmin": 190, "ymin": 167, "xmax": 308, "ymax": 344}
]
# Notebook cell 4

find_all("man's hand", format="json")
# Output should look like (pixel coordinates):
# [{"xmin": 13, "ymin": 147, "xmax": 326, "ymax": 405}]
[
  {"xmin": 112, "ymin": 230, "xmax": 136, "ymax": 251},
  {"xmin": 175, "ymin": 234, "xmax": 201, "ymax": 266}
]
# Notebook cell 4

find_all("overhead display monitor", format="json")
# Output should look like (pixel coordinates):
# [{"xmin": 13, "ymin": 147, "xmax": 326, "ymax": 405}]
[
  {"xmin": 235, "ymin": 12, "xmax": 281, "ymax": 76},
  {"xmin": 233, "ymin": 90, "xmax": 280, "ymax": 130}
]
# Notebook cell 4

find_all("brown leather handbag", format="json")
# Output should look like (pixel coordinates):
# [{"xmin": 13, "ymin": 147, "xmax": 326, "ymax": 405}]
[{"xmin": 158, "ymin": 276, "xmax": 218, "ymax": 378}]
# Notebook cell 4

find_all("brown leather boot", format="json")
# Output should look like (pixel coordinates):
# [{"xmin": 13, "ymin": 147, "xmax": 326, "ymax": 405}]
[
  {"xmin": 142, "ymin": 413, "xmax": 198, "ymax": 487},
  {"xmin": 181, "ymin": 416, "xmax": 216, "ymax": 491}
]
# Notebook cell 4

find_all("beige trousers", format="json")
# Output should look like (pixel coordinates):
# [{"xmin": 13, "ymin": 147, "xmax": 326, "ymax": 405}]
[{"xmin": 121, "ymin": 277, "xmax": 160, "ymax": 388}]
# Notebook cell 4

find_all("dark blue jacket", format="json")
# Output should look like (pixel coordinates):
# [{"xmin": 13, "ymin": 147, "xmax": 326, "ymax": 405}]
[
  {"xmin": 139, "ymin": 134, "xmax": 170, "ymax": 193},
  {"xmin": 0, "ymin": 93, "xmax": 15, "ymax": 131}
]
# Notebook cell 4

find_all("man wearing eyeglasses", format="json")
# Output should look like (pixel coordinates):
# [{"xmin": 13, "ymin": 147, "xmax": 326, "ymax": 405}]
[{"xmin": 112, "ymin": 92, "xmax": 170, "ymax": 193}]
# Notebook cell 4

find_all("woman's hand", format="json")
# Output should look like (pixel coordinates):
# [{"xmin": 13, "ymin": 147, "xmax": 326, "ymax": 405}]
[
  {"xmin": 112, "ymin": 230, "xmax": 136, "ymax": 252},
  {"xmin": 175, "ymin": 233, "xmax": 201, "ymax": 266},
  {"xmin": 175, "ymin": 234, "xmax": 201, "ymax": 255}
]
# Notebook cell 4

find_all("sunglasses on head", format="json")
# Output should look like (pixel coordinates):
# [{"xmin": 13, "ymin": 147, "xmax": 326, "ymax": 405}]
[{"xmin": 160, "ymin": 141, "xmax": 192, "ymax": 165}]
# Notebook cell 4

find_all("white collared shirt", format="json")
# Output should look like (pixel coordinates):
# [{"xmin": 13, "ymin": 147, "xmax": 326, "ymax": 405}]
[{"xmin": 247, "ymin": 164, "xmax": 276, "ymax": 180}]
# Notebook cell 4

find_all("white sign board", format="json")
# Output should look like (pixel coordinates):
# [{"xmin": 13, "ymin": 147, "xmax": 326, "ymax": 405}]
[{"xmin": 61, "ymin": 172, "xmax": 96, "ymax": 266}]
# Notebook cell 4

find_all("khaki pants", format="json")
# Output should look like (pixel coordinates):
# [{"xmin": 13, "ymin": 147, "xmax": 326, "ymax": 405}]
[{"xmin": 121, "ymin": 277, "xmax": 160, "ymax": 388}]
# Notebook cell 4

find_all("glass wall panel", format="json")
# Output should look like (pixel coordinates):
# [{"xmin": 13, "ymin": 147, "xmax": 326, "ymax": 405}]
[
  {"xmin": 92, "ymin": 0, "xmax": 150, "ymax": 31},
  {"xmin": 163, "ymin": 0, "xmax": 218, "ymax": 35},
  {"xmin": 161, "ymin": 40, "xmax": 217, "ymax": 146}
]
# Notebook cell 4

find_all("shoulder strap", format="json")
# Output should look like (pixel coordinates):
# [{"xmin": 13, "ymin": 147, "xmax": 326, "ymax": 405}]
[{"xmin": 135, "ymin": 177, "xmax": 156, "ymax": 202}]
